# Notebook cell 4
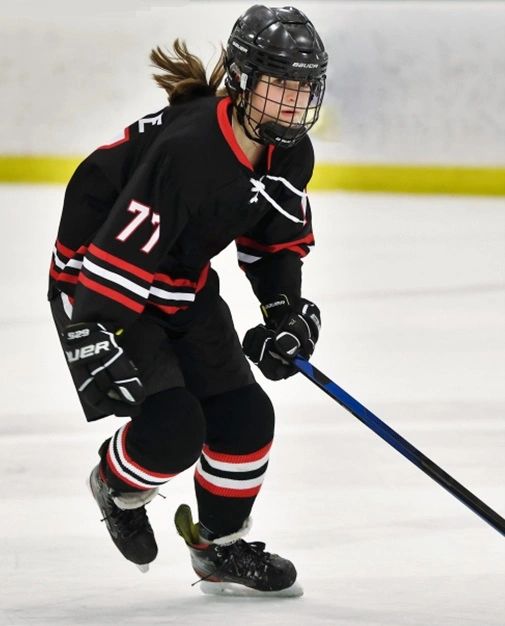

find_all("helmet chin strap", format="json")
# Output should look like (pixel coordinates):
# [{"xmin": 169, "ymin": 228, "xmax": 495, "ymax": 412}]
[{"xmin": 257, "ymin": 121, "xmax": 306, "ymax": 147}]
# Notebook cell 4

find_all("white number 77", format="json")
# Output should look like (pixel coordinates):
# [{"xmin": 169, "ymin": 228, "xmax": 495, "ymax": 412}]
[{"xmin": 116, "ymin": 200, "xmax": 160, "ymax": 254}]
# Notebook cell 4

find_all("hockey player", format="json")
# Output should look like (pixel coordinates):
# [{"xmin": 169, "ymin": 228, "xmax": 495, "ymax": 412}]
[{"xmin": 49, "ymin": 4, "xmax": 327, "ymax": 596}]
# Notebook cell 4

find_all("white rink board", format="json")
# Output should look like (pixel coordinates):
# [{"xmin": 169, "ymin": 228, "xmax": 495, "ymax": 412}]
[
  {"xmin": 1, "ymin": 1, "xmax": 505, "ymax": 165},
  {"xmin": 0, "ymin": 185, "xmax": 504, "ymax": 625}
]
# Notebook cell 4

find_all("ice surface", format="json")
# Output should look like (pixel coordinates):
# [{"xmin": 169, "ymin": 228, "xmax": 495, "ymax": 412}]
[{"xmin": 0, "ymin": 185, "xmax": 504, "ymax": 625}]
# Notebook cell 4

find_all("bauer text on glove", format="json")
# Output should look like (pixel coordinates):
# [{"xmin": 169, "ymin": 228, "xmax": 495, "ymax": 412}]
[{"xmin": 63, "ymin": 322, "xmax": 145, "ymax": 416}]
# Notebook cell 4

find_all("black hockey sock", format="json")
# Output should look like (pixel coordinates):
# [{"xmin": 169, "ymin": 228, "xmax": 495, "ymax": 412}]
[
  {"xmin": 98, "ymin": 387, "xmax": 206, "ymax": 493},
  {"xmin": 194, "ymin": 383, "xmax": 275, "ymax": 538}
]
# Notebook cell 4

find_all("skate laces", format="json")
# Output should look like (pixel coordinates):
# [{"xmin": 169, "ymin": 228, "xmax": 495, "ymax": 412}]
[
  {"xmin": 101, "ymin": 504, "xmax": 150, "ymax": 540},
  {"xmin": 225, "ymin": 540, "xmax": 271, "ymax": 578},
  {"xmin": 192, "ymin": 540, "xmax": 272, "ymax": 586}
]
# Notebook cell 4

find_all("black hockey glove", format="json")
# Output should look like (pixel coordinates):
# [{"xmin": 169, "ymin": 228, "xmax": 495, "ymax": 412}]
[
  {"xmin": 62, "ymin": 322, "xmax": 145, "ymax": 416},
  {"xmin": 242, "ymin": 295, "xmax": 321, "ymax": 380},
  {"xmin": 261, "ymin": 294, "xmax": 321, "ymax": 360},
  {"xmin": 242, "ymin": 325, "xmax": 298, "ymax": 380}
]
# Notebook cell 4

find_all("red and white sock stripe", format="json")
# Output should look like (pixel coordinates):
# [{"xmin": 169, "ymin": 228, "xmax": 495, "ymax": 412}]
[
  {"xmin": 201, "ymin": 443, "xmax": 271, "ymax": 472},
  {"xmin": 106, "ymin": 422, "xmax": 175, "ymax": 490},
  {"xmin": 195, "ymin": 442, "xmax": 272, "ymax": 498}
]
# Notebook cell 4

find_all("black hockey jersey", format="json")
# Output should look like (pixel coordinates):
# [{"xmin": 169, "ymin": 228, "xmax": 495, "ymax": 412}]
[{"xmin": 49, "ymin": 96, "xmax": 315, "ymax": 330}]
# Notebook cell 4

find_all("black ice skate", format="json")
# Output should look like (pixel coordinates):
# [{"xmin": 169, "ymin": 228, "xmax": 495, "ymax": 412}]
[
  {"xmin": 89, "ymin": 465, "xmax": 158, "ymax": 572},
  {"xmin": 174, "ymin": 504, "xmax": 303, "ymax": 597}
]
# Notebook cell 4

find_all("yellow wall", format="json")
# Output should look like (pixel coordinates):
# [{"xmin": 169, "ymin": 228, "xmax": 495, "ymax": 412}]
[{"xmin": 1, "ymin": 156, "xmax": 504, "ymax": 195}]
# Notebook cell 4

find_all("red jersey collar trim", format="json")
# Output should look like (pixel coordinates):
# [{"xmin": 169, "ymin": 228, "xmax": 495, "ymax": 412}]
[
  {"xmin": 216, "ymin": 97, "xmax": 274, "ymax": 173},
  {"xmin": 266, "ymin": 143, "xmax": 274, "ymax": 171}
]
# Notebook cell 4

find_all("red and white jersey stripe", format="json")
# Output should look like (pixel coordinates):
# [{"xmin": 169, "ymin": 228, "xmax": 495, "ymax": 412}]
[
  {"xmin": 50, "ymin": 241, "xmax": 87, "ymax": 285},
  {"xmin": 235, "ymin": 232, "xmax": 315, "ymax": 266},
  {"xmin": 49, "ymin": 239, "xmax": 210, "ymax": 320}
]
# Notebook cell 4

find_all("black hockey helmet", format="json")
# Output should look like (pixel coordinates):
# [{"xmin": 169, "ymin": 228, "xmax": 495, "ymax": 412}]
[{"xmin": 225, "ymin": 5, "xmax": 328, "ymax": 148}]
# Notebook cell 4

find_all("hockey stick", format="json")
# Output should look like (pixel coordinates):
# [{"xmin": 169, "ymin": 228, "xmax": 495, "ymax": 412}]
[{"xmin": 293, "ymin": 356, "xmax": 505, "ymax": 537}]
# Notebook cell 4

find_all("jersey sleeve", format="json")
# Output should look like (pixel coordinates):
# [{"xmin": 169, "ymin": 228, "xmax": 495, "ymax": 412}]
[
  {"xmin": 236, "ymin": 142, "xmax": 315, "ymax": 303},
  {"xmin": 70, "ymin": 149, "xmax": 189, "ymax": 328}
]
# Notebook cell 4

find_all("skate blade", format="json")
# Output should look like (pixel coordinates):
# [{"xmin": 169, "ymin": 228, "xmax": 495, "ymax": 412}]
[
  {"xmin": 199, "ymin": 581, "xmax": 303, "ymax": 598},
  {"xmin": 136, "ymin": 563, "xmax": 150, "ymax": 573}
]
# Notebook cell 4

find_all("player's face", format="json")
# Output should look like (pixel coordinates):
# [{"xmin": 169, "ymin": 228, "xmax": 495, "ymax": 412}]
[{"xmin": 248, "ymin": 75, "xmax": 312, "ymax": 127}]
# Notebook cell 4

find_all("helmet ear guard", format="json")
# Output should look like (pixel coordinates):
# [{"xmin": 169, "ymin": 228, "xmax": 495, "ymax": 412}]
[
  {"xmin": 239, "ymin": 72, "xmax": 249, "ymax": 91},
  {"xmin": 225, "ymin": 58, "xmax": 257, "ymax": 94}
]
